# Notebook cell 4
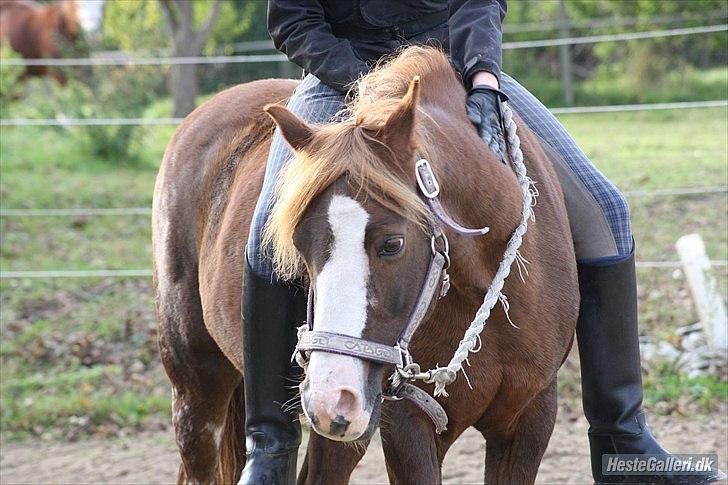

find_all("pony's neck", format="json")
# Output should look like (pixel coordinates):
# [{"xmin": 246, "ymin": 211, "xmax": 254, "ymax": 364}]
[
  {"xmin": 421, "ymin": 103, "xmax": 524, "ymax": 292},
  {"xmin": 425, "ymin": 114, "xmax": 523, "ymax": 241}
]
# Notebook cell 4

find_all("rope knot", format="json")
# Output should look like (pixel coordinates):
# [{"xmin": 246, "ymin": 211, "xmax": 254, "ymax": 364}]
[{"xmin": 427, "ymin": 367, "xmax": 457, "ymax": 397}]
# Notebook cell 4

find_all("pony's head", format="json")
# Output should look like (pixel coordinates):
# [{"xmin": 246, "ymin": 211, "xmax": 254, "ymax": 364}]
[
  {"xmin": 263, "ymin": 49, "xmax": 457, "ymax": 441},
  {"xmin": 47, "ymin": 0, "xmax": 81, "ymax": 43}
]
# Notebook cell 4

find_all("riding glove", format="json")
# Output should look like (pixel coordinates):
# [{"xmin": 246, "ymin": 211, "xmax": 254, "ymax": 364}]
[{"xmin": 466, "ymin": 86, "xmax": 509, "ymax": 164}]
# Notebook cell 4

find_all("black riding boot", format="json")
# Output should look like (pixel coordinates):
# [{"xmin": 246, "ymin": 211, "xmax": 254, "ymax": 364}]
[
  {"xmin": 238, "ymin": 258, "xmax": 306, "ymax": 485},
  {"xmin": 577, "ymin": 250, "xmax": 725, "ymax": 484}
]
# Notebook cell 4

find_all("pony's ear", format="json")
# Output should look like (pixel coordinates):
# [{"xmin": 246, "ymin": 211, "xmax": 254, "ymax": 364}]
[
  {"xmin": 61, "ymin": 0, "xmax": 78, "ymax": 19},
  {"xmin": 379, "ymin": 76, "xmax": 420, "ymax": 153},
  {"xmin": 264, "ymin": 104, "xmax": 315, "ymax": 151}
]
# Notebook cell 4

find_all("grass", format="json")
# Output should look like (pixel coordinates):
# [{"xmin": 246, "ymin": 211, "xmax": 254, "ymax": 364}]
[
  {"xmin": 1, "ymin": 94, "xmax": 727, "ymax": 439},
  {"xmin": 560, "ymin": 107, "xmax": 728, "ymax": 191},
  {"xmin": 560, "ymin": 107, "xmax": 728, "ymax": 274},
  {"xmin": 2, "ymin": 368, "xmax": 170, "ymax": 440}
]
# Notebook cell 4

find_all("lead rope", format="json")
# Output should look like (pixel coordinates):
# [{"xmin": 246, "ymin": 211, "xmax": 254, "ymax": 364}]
[{"xmin": 422, "ymin": 101, "xmax": 538, "ymax": 397}]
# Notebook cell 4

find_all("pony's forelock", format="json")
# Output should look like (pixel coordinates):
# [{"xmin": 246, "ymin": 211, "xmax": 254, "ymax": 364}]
[{"xmin": 263, "ymin": 47, "xmax": 456, "ymax": 280}]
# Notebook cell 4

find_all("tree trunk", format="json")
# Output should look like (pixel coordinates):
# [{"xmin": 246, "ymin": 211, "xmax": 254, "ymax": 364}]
[
  {"xmin": 558, "ymin": 0, "xmax": 574, "ymax": 106},
  {"xmin": 160, "ymin": 0, "xmax": 222, "ymax": 118},
  {"xmin": 170, "ymin": 32, "xmax": 199, "ymax": 118},
  {"xmin": 171, "ymin": 62, "xmax": 198, "ymax": 118}
]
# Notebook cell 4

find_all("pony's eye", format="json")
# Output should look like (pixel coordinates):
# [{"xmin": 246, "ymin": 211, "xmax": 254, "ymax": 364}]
[{"xmin": 378, "ymin": 236, "xmax": 405, "ymax": 256}]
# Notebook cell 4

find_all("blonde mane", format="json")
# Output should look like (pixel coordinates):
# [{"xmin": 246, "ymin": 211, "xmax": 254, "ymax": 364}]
[{"xmin": 263, "ymin": 47, "xmax": 458, "ymax": 280}]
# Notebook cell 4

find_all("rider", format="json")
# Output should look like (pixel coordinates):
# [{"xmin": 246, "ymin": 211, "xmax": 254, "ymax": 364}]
[{"xmin": 240, "ymin": 1, "xmax": 726, "ymax": 484}]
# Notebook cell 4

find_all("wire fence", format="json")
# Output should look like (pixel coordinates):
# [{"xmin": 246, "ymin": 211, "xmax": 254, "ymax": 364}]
[
  {"xmin": 549, "ymin": 100, "xmax": 728, "ymax": 115},
  {"xmin": 1, "ymin": 186, "xmax": 725, "ymax": 219},
  {"xmin": 500, "ymin": 9, "xmax": 728, "ymax": 34},
  {"xmin": 1, "ymin": 184, "xmax": 725, "ymax": 279},
  {"xmin": 625, "ymin": 186, "xmax": 728, "ymax": 198},
  {"xmin": 2, "ymin": 24, "xmax": 725, "ymax": 67},
  {"xmin": 0, "ymin": 207, "xmax": 153, "ymax": 216},
  {"xmin": 0, "ymin": 117, "xmax": 183, "ymax": 127},
  {"xmin": 503, "ymin": 23, "xmax": 727, "ymax": 49},
  {"xmin": 2, "ymin": 100, "xmax": 726, "ymax": 127},
  {"xmin": 3, "ymin": 260, "xmax": 727, "ymax": 279},
  {"xmin": 0, "ymin": 269, "xmax": 154, "ymax": 279},
  {"xmin": 96, "ymin": 11, "xmax": 728, "ymax": 56},
  {"xmin": 1, "ymin": 21, "xmax": 726, "ymax": 281}
]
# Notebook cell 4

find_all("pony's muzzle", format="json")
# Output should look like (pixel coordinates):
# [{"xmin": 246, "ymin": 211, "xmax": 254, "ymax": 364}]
[{"xmin": 299, "ymin": 352, "xmax": 374, "ymax": 441}]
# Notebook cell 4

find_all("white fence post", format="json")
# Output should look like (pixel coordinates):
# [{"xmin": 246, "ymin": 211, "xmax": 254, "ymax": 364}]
[{"xmin": 675, "ymin": 234, "xmax": 728, "ymax": 352}]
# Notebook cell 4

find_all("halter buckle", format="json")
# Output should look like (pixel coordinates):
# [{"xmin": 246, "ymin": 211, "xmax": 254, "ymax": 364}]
[
  {"xmin": 440, "ymin": 271, "xmax": 451, "ymax": 298},
  {"xmin": 415, "ymin": 159, "xmax": 440, "ymax": 199},
  {"xmin": 395, "ymin": 344, "xmax": 413, "ymax": 369},
  {"xmin": 431, "ymin": 233, "xmax": 451, "ymax": 269}
]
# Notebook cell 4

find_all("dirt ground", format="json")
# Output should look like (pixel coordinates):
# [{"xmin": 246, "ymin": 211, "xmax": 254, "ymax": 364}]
[{"xmin": 1, "ymin": 413, "xmax": 726, "ymax": 485}]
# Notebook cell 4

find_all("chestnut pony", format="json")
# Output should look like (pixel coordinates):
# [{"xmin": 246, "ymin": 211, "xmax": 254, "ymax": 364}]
[
  {"xmin": 0, "ymin": 0, "xmax": 80, "ymax": 84},
  {"xmin": 153, "ymin": 47, "xmax": 578, "ymax": 484}
]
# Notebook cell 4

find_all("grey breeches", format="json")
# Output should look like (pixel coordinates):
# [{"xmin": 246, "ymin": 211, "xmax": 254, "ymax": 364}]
[{"xmin": 247, "ymin": 73, "xmax": 632, "ymax": 278}]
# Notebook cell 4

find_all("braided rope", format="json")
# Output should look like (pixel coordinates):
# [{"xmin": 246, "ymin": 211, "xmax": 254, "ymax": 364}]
[{"xmin": 425, "ymin": 101, "xmax": 536, "ymax": 397}]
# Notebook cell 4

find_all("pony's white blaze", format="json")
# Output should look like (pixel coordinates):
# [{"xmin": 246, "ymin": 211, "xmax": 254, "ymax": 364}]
[
  {"xmin": 302, "ymin": 195, "xmax": 373, "ymax": 440},
  {"xmin": 314, "ymin": 194, "xmax": 370, "ymax": 337}
]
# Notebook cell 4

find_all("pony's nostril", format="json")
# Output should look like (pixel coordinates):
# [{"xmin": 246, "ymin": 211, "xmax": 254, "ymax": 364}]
[
  {"xmin": 329, "ymin": 415, "xmax": 351, "ymax": 437},
  {"xmin": 334, "ymin": 388, "xmax": 358, "ymax": 415}
]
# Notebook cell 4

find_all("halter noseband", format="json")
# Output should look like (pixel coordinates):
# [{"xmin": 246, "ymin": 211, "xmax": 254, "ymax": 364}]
[{"xmin": 295, "ymin": 158, "xmax": 490, "ymax": 434}]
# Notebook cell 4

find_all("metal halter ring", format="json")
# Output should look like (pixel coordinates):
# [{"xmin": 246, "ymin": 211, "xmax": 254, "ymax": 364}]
[
  {"xmin": 430, "ymin": 233, "xmax": 451, "ymax": 269},
  {"xmin": 395, "ymin": 344, "xmax": 413, "ymax": 369}
]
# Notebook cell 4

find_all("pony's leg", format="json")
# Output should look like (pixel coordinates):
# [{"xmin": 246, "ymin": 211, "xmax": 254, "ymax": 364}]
[
  {"xmin": 157, "ymin": 279, "xmax": 242, "ymax": 484},
  {"xmin": 380, "ymin": 400, "xmax": 445, "ymax": 485},
  {"xmin": 298, "ymin": 431, "xmax": 369, "ymax": 485},
  {"xmin": 480, "ymin": 381, "xmax": 557, "ymax": 485},
  {"xmin": 49, "ymin": 69, "xmax": 68, "ymax": 86}
]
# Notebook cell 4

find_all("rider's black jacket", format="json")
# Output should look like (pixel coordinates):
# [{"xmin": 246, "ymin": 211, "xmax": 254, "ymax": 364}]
[{"xmin": 268, "ymin": 0, "xmax": 507, "ymax": 92}]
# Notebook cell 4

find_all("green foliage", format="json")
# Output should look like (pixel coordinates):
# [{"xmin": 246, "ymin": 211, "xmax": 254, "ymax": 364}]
[
  {"xmin": 2, "ymin": 64, "xmax": 165, "ymax": 163},
  {"xmin": 503, "ymin": 0, "xmax": 728, "ymax": 98},
  {"xmin": 644, "ymin": 362, "xmax": 728, "ymax": 413},
  {"xmin": 1, "ymin": 363, "xmax": 170, "ymax": 439},
  {"xmin": 0, "ymin": 45, "xmax": 25, "ymax": 110},
  {"xmin": 81, "ymin": 67, "xmax": 164, "ymax": 161},
  {"xmin": 102, "ymin": 0, "xmax": 255, "ymax": 53},
  {"xmin": 102, "ymin": 0, "xmax": 167, "ymax": 52},
  {"xmin": 205, "ymin": 1, "xmax": 256, "ymax": 54},
  {"xmin": 518, "ymin": 66, "xmax": 728, "ymax": 107}
]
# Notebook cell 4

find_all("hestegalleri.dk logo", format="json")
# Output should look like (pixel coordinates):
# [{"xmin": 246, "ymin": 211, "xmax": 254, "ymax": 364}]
[{"xmin": 603, "ymin": 454, "xmax": 719, "ymax": 476}]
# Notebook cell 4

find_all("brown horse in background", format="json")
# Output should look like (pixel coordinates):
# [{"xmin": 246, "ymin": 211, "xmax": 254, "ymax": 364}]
[
  {"xmin": 153, "ymin": 47, "xmax": 579, "ymax": 483},
  {"xmin": 0, "ymin": 0, "xmax": 81, "ymax": 84}
]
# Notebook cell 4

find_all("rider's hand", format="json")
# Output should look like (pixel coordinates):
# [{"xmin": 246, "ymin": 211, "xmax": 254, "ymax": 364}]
[{"xmin": 465, "ymin": 85, "xmax": 509, "ymax": 164}]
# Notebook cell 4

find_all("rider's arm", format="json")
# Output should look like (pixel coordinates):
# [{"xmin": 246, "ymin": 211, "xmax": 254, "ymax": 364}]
[
  {"xmin": 268, "ymin": 0, "xmax": 369, "ymax": 92},
  {"xmin": 471, "ymin": 71, "xmax": 499, "ymax": 89},
  {"xmin": 448, "ymin": 0, "xmax": 507, "ymax": 89}
]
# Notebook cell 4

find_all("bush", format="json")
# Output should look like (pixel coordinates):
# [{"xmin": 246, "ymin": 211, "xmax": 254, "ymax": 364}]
[
  {"xmin": 3, "ymin": 65, "xmax": 165, "ymax": 164},
  {"xmin": 81, "ymin": 66, "xmax": 165, "ymax": 162},
  {"xmin": 0, "ymin": 44, "xmax": 25, "ymax": 111}
]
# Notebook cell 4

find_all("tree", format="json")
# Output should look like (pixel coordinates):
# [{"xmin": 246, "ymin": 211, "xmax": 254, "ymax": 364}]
[
  {"xmin": 159, "ymin": 0, "xmax": 223, "ymax": 117},
  {"xmin": 102, "ymin": 0, "xmax": 255, "ymax": 116}
]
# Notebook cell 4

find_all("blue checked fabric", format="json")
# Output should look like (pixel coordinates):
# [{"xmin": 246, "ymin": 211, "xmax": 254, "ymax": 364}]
[
  {"xmin": 247, "ymin": 73, "xmax": 632, "ymax": 278},
  {"xmin": 501, "ymin": 73, "xmax": 632, "ymax": 257}
]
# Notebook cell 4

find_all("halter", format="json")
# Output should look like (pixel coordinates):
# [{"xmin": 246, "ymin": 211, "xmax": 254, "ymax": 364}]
[{"xmin": 294, "ymin": 101, "xmax": 535, "ymax": 435}]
